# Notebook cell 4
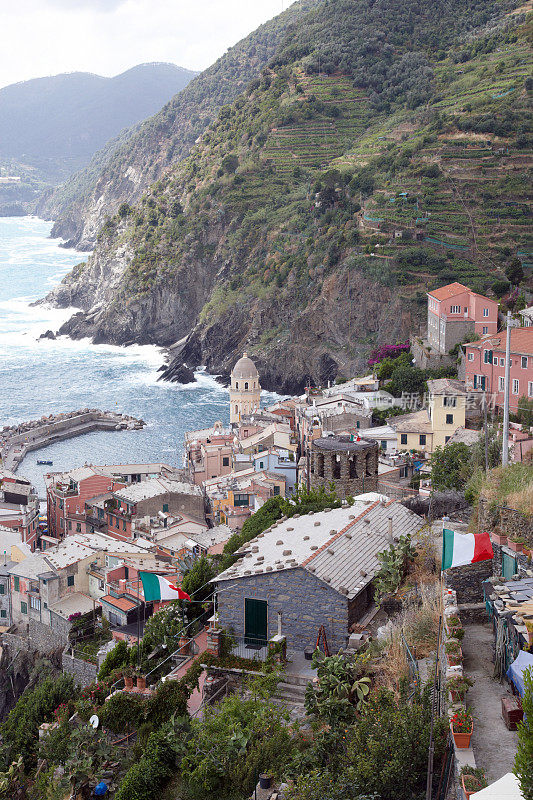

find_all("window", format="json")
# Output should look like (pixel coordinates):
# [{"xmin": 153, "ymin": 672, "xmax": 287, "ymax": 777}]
[
  {"xmin": 235, "ymin": 382, "xmax": 238, "ymax": 389},
  {"xmin": 122, "ymin": 520, "xmax": 126, "ymax": 531},
  {"xmin": 445, "ymin": 436, "xmax": 451, "ymax": 443},
  {"xmin": 450, "ymin": 305, "xmax": 460, "ymax": 314},
  {"xmin": 482, "ymin": 326, "xmax": 488, "ymax": 335},
  {"xmin": 0, "ymin": 584, "xmax": 4, "ymax": 595},
  {"xmin": 21, "ymin": 601, "xmax": 27, "ymax": 615},
  {"xmin": 400, "ymin": 434, "xmax": 408, "ymax": 445},
  {"xmin": 14, "ymin": 577, "xmax": 19, "ymax": 592},
  {"xmin": 468, "ymin": 353, "xmax": 474, "ymax": 361},
  {"xmin": 67, "ymin": 575, "xmax": 75, "ymax": 587},
  {"xmin": 30, "ymin": 596, "xmax": 40, "ymax": 611},
  {"xmin": 67, "ymin": 520, "xmax": 72, "ymax": 530},
  {"xmin": 76, "ymin": 523, "xmax": 81, "ymax": 533},
  {"xmin": 521, "ymin": 356, "xmax": 528, "ymax": 369},
  {"xmin": 222, "ymin": 457, "xmax": 230, "ymax": 467},
  {"xmin": 443, "ymin": 396, "xmax": 456, "ymax": 407},
  {"xmin": 259, "ymin": 461, "xmax": 264, "ymax": 469},
  {"xmin": 98, "ymin": 580, "xmax": 104, "ymax": 591},
  {"xmin": 483, "ymin": 308, "xmax": 489, "ymax": 317},
  {"xmin": 234, "ymin": 493, "xmax": 249, "ymax": 507},
  {"xmin": 0, "ymin": 610, "xmax": 6, "ymax": 619},
  {"xmin": 419, "ymin": 434, "xmax": 426, "ymax": 446},
  {"xmin": 483, "ymin": 350, "xmax": 493, "ymax": 364},
  {"xmin": 499, "ymin": 376, "xmax": 505, "ymax": 391},
  {"xmin": 380, "ymin": 440, "xmax": 387, "ymax": 450},
  {"xmin": 162, "ymin": 503, "xmax": 169, "ymax": 513},
  {"xmin": 512, "ymin": 379, "xmax": 519, "ymax": 395},
  {"xmin": 244, "ymin": 382, "xmax": 249, "ymax": 390},
  {"xmin": 529, "ymin": 381, "xmax": 533, "ymax": 398},
  {"xmin": 273, "ymin": 485, "xmax": 280, "ymax": 496},
  {"xmin": 446, "ymin": 414, "xmax": 454, "ymax": 425}
]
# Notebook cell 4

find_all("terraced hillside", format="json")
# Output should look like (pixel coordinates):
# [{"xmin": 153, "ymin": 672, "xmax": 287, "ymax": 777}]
[{"xmin": 47, "ymin": 0, "xmax": 532, "ymax": 392}]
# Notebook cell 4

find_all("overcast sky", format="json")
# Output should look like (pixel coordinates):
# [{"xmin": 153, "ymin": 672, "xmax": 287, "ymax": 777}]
[{"xmin": 0, "ymin": 0, "xmax": 289, "ymax": 89}]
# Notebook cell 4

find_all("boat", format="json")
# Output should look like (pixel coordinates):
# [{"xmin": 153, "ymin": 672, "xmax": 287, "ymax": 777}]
[{"xmin": 37, "ymin": 460, "xmax": 53, "ymax": 465}]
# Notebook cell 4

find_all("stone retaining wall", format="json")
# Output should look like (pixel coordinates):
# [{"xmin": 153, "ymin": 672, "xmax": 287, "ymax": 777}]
[
  {"xmin": 62, "ymin": 650, "xmax": 98, "ymax": 687},
  {"xmin": 478, "ymin": 498, "xmax": 533, "ymax": 545},
  {"xmin": 444, "ymin": 560, "xmax": 493, "ymax": 604}
]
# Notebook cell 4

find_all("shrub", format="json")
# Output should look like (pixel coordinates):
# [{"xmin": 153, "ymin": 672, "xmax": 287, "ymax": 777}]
[
  {"xmin": 98, "ymin": 692, "xmax": 145, "ymax": 734},
  {"xmin": 115, "ymin": 730, "xmax": 175, "ymax": 800},
  {"xmin": 515, "ymin": 667, "xmax": 533, "ymax": 798},
  {"xmin": 98, "ymin": 640, "xmax": 131, "ymax": 681}
]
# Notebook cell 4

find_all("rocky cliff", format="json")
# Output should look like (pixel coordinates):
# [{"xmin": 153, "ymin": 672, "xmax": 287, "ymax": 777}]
[{"xmin": 45, "ymin": 0, "xmax": 531, "ymax": 393}]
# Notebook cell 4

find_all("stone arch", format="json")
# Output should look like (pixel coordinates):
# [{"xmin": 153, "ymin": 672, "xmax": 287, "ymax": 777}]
[
  {"xmin": 245, "ymin": 382, "xmax": 249, "ymax": 390},
  {"xmin": 332, "ymin": 454, "xmax": 341, "ymax": 479},
  {"xmin": 317, "ymin": 454, "xmax": 325, "ymax": 478},
  {"xmin": 235, "ymin": 381, "xmax": 239, "ymax": 390},
  {"xmin": 365, "ymin": 451, "xmax": 374, "ymax": 477},
  {"xmin": 349, "ymin": 455, "xmax": 358, "ymax": 479}
]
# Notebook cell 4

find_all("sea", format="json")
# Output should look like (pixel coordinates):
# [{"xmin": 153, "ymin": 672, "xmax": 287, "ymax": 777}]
[{"xmin": 0, "ymin": 216, "xmax": 270, "ymax": 497}]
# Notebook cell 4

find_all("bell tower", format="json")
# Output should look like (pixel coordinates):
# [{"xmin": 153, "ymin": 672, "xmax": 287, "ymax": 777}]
[{"xmin": 229, "ymin": 352, "xmax": 261, "ymax": 423}]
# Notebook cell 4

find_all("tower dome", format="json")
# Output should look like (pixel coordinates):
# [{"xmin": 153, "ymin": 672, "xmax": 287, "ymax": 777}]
[
  {"xmin": 231, "ymin": 352, "xmax": 259, "ymax": 380},
  {"xmin": 229, "ymin": 352, "xmax": 261, "ymax": 424}
]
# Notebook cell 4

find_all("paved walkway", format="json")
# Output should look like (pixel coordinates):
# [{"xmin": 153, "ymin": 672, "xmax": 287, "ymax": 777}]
[{"xmin": 462, "ymin": 623, "xmax": 518, "ymax": 782}]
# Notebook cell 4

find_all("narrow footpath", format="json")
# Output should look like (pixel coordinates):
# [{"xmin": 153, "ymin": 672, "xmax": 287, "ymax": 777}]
[{"xmin": 461, "ymin": 623, "xmax": 518, "ymax": 783}]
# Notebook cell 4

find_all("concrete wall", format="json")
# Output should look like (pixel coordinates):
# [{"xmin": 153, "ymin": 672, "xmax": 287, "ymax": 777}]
[
  {"xmin": 62, "ymin": 649, "xmax": 98, "ymax": 687},
  {"xmin": 217, "ymin": 567, "xmax": 351, "ymax": 654}
]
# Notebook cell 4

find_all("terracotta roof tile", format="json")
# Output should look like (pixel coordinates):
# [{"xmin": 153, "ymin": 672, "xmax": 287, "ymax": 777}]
[
  {"xmin": 463, "ymin": 327, "xmax": 533, "ymax": 356},
  {"xmin": 101, "ymin": 595, "xmax": 138, "ymax": 612},
  {"xmin": 428, "ymin": 282, "xmax": 470, "ymax": 301}
]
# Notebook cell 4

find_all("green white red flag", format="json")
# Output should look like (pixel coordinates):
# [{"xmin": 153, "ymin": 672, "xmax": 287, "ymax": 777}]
[
  {"xmin": 139, "ymin": 571, "xmax": 191, "ymax": 602},
  {"xmin": 441, "ymin": 529, "xmax": 493, "ymax": 570}
]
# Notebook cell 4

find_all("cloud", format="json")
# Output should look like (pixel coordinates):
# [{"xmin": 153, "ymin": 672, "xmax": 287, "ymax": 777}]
[
  {"xmin": 46, "ymin": 0, "xmax": 127, "ymax": 10},
  {"xmin": 0, "ymin": 0, "xmax": 284, "ymax": 89}
]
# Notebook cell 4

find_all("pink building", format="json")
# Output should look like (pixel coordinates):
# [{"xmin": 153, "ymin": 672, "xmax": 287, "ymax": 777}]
[
  {"xmin": 427, "ymin": 282, "xmax": 498, "ymax": 355},
  {"xmin": 185, "ymin": 423, "xmax": 234, "ymax": 484},
  {"xmin": 464, "ymin": 327, "xmax": 533, "ymax": 413}
]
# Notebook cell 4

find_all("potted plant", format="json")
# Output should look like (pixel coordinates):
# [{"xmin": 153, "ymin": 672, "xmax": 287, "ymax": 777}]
[
  {"xmin": 136, "ymin": 674, "xmax": 147, "ymax": 690},
  {"xmin": 123, "ymin": 665, "xmax": 134, "ymax": 689},
  {"xmin": 450, "ymin": 707, "xmax": 473, "ymax": 749},
  {"xmin": 507, "ymin": 536, "xmax": 523, "ymax": 553},
  {"xmin": 445, "ymin": 639, "xmax": 463, "ymax": 666},
  {"xmin": 445, "ymin": 614, "xmax": 461, "ymax": 633},
  {"xmin": 447, "ymin": 675, "xmax": 474, "ymax": 703},
  {"xmin": 491, "ymin": 531, "xmax": 507, "ymax": 546},
  {"xmin": 460, "ymin": 767, "xmax": 487, "ymax": 799}
]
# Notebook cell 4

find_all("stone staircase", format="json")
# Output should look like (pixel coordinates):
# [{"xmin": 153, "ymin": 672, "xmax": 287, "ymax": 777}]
[{"xmin": 271, "ymin": 672, "xmax": 311, "ymax": 708}]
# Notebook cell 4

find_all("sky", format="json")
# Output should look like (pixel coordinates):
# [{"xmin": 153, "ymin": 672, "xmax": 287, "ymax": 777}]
[{"xmin": 0, "ymin": 0, "xmax": 291, "ymax": 89}]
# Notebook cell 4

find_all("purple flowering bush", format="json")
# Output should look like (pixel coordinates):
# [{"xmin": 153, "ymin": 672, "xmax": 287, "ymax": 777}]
[{"xmin": 368, "ymin": 341, "xmax": 410, "ymax": 366}]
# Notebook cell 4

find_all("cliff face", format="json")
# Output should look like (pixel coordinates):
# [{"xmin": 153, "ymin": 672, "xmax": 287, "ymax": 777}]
[
  {"xmin": 37, "ymin": 0, "xmax": 319, "ymax": 249},
  {"xmin": 45, "ymin": 0, "xmax": 530, "ymax": 392}
]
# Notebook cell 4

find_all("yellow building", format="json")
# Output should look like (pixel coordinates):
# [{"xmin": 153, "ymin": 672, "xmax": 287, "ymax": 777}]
[
  {"xmin": 229, "ymin": 353, "xmax": 261, "ymax": 424},
  {"xmin": 390, "ymin": 379, "xmax": 468, "ymax": 454}
]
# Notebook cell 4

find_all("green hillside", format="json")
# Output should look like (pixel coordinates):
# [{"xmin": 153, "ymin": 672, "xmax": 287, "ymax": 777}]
[{"xmin": 53, "ymin": 0, "xmax": 533, "ymax": 391}]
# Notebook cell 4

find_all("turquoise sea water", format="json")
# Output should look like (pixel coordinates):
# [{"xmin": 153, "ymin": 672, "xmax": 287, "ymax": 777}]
[{"xmin": 0, "ymin": 217, "xmax": 252, "ymax": 496}]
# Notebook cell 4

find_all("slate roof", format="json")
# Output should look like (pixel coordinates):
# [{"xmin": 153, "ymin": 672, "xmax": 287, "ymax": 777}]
[
  {"xmin": 216, "ymin": 495, "xmax": 424, "ymax": 599},
  {"xmin": 114, "ymin": 477, "xmax": 202, "ymax": 502},
  {"xmin": 389, "ymin": 409, "xmax": 433, "ymax": 434},
  {"xmin": 427, "ymin": 378, "xmax": 467, "ymax": 395}
]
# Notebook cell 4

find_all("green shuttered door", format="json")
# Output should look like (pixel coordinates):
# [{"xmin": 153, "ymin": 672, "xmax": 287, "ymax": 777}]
[{"xmin": 244, "ymin": 598, "xmax": 267, "ymax": 645}]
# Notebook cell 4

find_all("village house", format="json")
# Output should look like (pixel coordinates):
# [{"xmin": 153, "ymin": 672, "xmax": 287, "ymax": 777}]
[
  {"xmin": 184, "ymin": 422, "xmax": 234, "ymax": 484},
  {"xmin": 237, "ymin": 422, "xmax": 296, "ymax": 456},
  {"xmin": 0, "ymin": 528, "xmax": 22, "ymax": 627},
  {"xmin": 360, "ymin": 424, "xmax": 398, "ymax": 454},
  {"xmin": 206, "ymin": 468, "xmax": 286, "ymax": 529},
  {"xmin": 463, "ymin": 327, "xmax": 533, "ymax": 413},
  {"xmin": 104, "ymin": 477, "xmax": 205, "ymax": 541},
  {"xmin": 427, "ymin": 282, "xmax": 498, "ymax": 355},
  {"xmin": 519, "ymin": 305, "xmax": 533, "ymax": 327},
  {"xmin": 0, "ymin": 470, "xmax": 40, "ymax": 550},
  {"xmin": 215, "ymin": 496, "xmax": 425, "ymax": 654},
  {"xmin": 390, "ymin": 378, "xmax": 469, "ymax": 453}
]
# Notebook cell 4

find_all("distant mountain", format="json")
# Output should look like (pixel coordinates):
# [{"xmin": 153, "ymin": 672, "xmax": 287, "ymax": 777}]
[
  {"xmin": 0, "ymin": 63, "xmax": 197, "ymax": 182},
  {"xmin": 37, "ymin": 0, "xmax": 320, "ymax": 247}
]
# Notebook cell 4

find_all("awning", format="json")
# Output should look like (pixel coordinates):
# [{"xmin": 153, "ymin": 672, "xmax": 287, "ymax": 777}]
[
  {"xmin": 471, "ymin": 772, "xmax": 524, "ymax": 799},
  {"xmin": 506, "ymin": 650, "xmax": 533, "ymax": 698}
]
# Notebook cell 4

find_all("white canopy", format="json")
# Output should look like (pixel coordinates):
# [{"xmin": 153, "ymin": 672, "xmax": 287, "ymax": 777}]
[{"xmin": 471, "ymin": 773, "xmax": 524, "ymax": 799}]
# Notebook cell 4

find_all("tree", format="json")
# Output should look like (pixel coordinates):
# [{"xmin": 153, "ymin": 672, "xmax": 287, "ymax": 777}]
[
  {"xmin": 491, "ymin": 279, "xmax": 510, "ymax": 298},
  {"xmin": 431, "ymin": 443, "xmax": 472, "ymax": 490},
  {"xmin": 515, "ymin": 667, "xmax": 533, "ymax": 799},
  {"xmin": 98, "ymin": 639, "xmax": 130, "ymax": 680},
  {"xmin": 505, "ymin": 257, "xmax": 524, "ymax": 285},
  {"xmin": 387, "ymin": 363, "xmax": 426, "ymax": 397},
  {"xmin": 181, "ymin": 556, "xmax": 217, "ymax": 619},
  {"xmin": 221, "ymin": 153, "xmax": 239, "ymax": 174}
]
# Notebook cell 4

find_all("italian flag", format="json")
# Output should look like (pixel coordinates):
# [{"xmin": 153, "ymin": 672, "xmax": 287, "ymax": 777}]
[
  {"xmin": 442, "ymin": 529, "xmax": 493, "ymax": 570},
  {"xmin": 139, "ymin": 571, "xmax": 191, "ymax": 602}
]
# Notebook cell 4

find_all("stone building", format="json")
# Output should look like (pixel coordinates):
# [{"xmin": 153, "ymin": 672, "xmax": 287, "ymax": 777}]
[
  {"xmin": 215, "ymin": 498, "xmax": 424, "ymax": 653},
  {"xmin": 310, "ymin": 435, "xmax": 379, "ymax": 498},
  {"xmin": 229, "ymin": 353, "xmax": 261, "ymax": 424}
]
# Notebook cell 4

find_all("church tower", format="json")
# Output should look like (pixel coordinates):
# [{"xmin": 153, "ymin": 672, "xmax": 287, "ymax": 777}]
[{"xmin": 229, "ymin": 352, "xmax": 261, "ymax": 423}]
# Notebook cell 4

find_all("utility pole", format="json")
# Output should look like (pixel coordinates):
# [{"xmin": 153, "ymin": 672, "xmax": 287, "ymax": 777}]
[
  {"xmin": 502, "ymin": 311, "xmax": 511, "ymax": 466},
  {"xmin": 483, "ymin": 390, "xmax": 489, "ymax": 473}
]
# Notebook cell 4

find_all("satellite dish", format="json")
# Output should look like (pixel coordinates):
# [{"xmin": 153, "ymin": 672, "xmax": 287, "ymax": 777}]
[{"xmin": 89, "ymin": 714, "xmax": 100, "ymax": 729}]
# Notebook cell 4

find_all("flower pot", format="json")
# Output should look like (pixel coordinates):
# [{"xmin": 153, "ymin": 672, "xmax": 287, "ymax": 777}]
[
  {"xmin": 124, "ymin": 676, "xmax": 133, "ymax": 689},
  {"xmin": 136, "ymin": 676, "xmax": 146, "ymax": 690},
  {"xmin": 491, "ymin": 533, "xmax": 507, "ymax": 546},
  {"xmin": 259, "ymin": 774, "xmax": 272, "ymax": 790},
  {"xmin": 451, "ymin": 723, "xmax": 473, "ymax": 749},
  {"xmin": 450, "ymin": 690, "xmax": 465, "ymax": 704},
  {"xmin": 461, "ymin": 774, "xmax": 483, "ymax": 799},
  {"xmin": 507, "ymin": 540, "xmax": 523, "ymax": 553},
  {"xmin": 447, "ymin": 651, "xmax": 462, "ymax": 667}
]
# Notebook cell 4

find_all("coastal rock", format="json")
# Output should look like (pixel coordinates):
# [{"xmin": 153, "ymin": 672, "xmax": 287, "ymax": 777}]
[
  {"xmin": 158, "ymin": 361, "xmax": 196, "ymax": 385},
  {"xmin": 39, "ymin": 330, "xmax": 56, "ymax": 340}
]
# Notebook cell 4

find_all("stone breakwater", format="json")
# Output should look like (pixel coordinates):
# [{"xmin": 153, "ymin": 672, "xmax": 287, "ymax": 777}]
[{"xmin": 0, "ymin": 409, "xmax": 146, "ymax": 472}]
